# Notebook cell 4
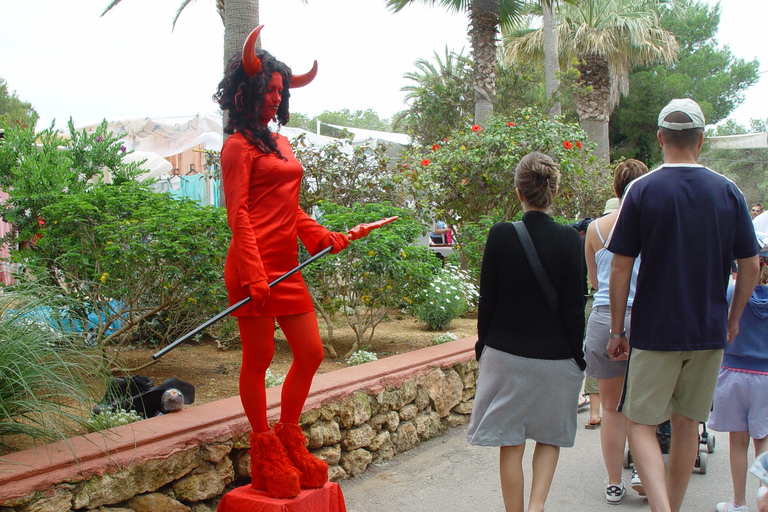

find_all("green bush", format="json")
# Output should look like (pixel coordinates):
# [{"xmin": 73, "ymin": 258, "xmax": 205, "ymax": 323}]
[
  {"xmin": 303, "ymin": 202, "xmax": 440, "ymax": 357},
  {"xmin": 0, "ymin": 119, "xmax": 142, "ymax": 244},
  {"xmin": 413, "ymin": 265, "xmax": 478, "ymax": 331},
  {"xmin": 0, "ymin": 120, "xmax": 230, "ymax": 353},
  {"xmin": 399, "ymin": 110, "xmax": 612, "ymax": 271}
]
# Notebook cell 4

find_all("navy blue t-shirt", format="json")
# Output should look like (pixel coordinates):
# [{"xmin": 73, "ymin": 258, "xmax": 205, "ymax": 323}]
[{"xmin": 608, "ymin": 164, "xmax": 759, "ymax": 351}]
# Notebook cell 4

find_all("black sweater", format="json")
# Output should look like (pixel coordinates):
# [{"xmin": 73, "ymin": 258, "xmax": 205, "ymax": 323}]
[{"xmin": 477, "ymin": 211, "xmax": 586, "ymax": 370}]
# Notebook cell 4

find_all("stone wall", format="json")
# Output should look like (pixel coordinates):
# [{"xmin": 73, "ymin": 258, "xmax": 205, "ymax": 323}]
[{"xmin": 0, "ymin": 337, "xmax": 477, "ymax": 512}]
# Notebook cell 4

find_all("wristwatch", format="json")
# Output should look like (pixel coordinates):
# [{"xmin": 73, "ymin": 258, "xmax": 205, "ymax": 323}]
[{"xmin": 609, "ymin": 330, "xmax": 626, "ymax": 339}]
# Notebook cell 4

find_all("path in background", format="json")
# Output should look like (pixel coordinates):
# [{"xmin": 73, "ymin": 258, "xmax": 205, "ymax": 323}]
[{"xmin": 340, "ymin": 409, "xmax": 746, "ymax": 512}]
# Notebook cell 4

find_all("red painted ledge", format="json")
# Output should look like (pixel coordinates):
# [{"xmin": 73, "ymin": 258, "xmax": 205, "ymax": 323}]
[{"xmin": 0, "ymin": 336, "xmax": 475, "ymax": 503}]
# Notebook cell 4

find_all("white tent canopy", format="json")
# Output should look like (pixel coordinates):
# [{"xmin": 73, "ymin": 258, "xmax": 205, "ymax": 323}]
[
  {"xmin": 79, "ymin": 115, "xmax": 224, "ymax": 157},
  {"xmin": 706, "ymin": 132, "xmax": 768, "ymax": 150}
]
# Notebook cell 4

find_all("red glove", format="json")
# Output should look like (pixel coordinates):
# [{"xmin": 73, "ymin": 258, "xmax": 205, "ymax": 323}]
[
  {"xmin": 248, "ymin": 280, "xmax": 270, "ymax": 306},
  {"xmin": 327, "ymin": 231, "xmax": 350, "ymax": 254}
]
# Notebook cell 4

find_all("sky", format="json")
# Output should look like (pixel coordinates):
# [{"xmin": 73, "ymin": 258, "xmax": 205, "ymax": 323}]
[{"xmin": 0, "ymin": 0, "xmax": 765, "ymax": 132}]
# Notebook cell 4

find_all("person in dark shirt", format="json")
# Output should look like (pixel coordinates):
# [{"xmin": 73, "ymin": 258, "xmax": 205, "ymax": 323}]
[
  {"xmin": 467, "ymin": 151, "xmax": 586, "ymax": 512},
  {"xmin": 608, "ymin": 99, "xmax": 760, "ymax": 512}
]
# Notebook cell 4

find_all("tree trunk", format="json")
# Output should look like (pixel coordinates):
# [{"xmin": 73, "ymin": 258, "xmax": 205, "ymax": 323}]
[
  {"xmin": 223, "ymin": 0, "xmax": 259, "ymax": 69},
  {"xmin": 469, "ymin": 0, "xmax": 499, "ymax": 128},
  {"xmin": 542, "ymin": 1, "xmax": 561, "ymax": 118},
  {"xmin": 220, "ymin": 0, "xmax": 259, "ymax": 206},
  {"xmin": 574, "ymin": 52, "xmax": 611, "ymax": 164}
]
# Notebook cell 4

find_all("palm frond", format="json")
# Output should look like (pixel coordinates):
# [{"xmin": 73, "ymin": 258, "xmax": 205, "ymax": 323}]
[
  {"xmin": 172, "ymin": 0, "xmax": 196, "ymax": 30},
  {"xmin": 100, "ymin": 0, "xmax": 123, "ymax": 17}
]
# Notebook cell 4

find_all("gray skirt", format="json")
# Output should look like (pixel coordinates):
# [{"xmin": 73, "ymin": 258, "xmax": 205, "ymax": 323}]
[
  {"xmin": 467, "ymin": 346, "xmax": 584, "ymax": 448},
  {"xmin": 584, "ymin": 305, "xmax": 630, "ymax": 380}
]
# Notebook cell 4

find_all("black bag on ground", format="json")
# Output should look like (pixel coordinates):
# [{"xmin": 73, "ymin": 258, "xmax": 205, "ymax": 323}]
[{"xmin": 94, "ymin": 375, "xmax": 195, "ymax": 418}]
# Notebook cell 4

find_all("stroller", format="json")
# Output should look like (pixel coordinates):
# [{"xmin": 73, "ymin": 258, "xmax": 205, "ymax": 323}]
[{"xmin": 623, "ymin": 420, "xmax": 716, "ymax": 474}]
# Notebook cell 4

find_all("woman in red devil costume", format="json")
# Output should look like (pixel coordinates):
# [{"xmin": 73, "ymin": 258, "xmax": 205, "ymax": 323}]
[{"xmin": 213, "ymin": 26, "xmax": 349, "ymax": 499}]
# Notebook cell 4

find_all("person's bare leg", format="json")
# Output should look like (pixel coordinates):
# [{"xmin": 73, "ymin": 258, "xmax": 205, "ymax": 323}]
[
  {"xmin": 500, "ymin": 445, "xmax": 526, "ymax": 512},
  {"xmin": 754, "ymin": 437, "xmax": 768, "ymax": 504},
  {"xmin": 728, "ymin": 431, "xmax": 751, "ymax": 507},
  {"xmin": 627, "ymin": 420, "xmax": 671, "ymax": 512},
  {"xmin": 589, "ymin": 393, "xmax": 602, "ymax": 426},
  {"xmin": 667, "ymin": 413, "xmax": 700, "ymax": 512},
  {"xmin": 528, "ymin": 442, "xmax": 560, "ymax": 512},
  {"xmin": 599, "ymin": 376, "xmax": 626, "ymax": 484}
]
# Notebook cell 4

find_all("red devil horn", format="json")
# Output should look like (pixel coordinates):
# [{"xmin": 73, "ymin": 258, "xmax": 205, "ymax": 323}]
[
  {"xmin": 242, "ymin": 25, "xmax": 264, "ymax": 77},
  {"xmin": 290, "ymin": 60, "xmax": 318, "ymax": 88}
]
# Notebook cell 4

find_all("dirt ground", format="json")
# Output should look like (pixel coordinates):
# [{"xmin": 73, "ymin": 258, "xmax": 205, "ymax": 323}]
[{"xmin": 115, "ymin": 312, "xmax": 477, "ymax": 407}]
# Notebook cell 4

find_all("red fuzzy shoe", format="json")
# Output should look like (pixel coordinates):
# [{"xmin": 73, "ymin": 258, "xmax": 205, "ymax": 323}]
[
  {"xmin": 249, "ymin": 431, "xmax": 301, "ymax": 499},
  {"xmin": 272, "ymin": 422, "xmax": 328, "ymax": 489}
]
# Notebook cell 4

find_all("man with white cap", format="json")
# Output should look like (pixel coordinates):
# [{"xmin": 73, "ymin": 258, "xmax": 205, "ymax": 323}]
[{"xmin": 606, "ymin": 98, "xmax": 761, "ymax": 512}]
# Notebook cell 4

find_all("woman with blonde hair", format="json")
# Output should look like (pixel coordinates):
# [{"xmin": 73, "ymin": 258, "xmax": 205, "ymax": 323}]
[
  {"xmin": 584, "ymin": 158, "xmax": 649, "ymax": 503},
  {"xmin": 468, "ymin": 151, "xmax": 586, "ymax": 512}
]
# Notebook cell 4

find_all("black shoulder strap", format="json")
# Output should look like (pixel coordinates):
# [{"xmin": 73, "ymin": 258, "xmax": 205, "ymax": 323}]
[{"xmin": 512, "ymin": 221, "xmax": 559, "ymax": 313}]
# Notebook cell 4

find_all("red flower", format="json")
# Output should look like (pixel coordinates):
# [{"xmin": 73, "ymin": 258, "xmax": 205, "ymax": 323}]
[
  {"xmin": 431, "ymin": 144, "xmax": 440, "ymax": 151},
  {"xmin": 507, "ymin": 122, "xmax": 515, "ymax": 127},
  {"xmin": 471, "ymin": 125, "xmax": 482, "ymax": 132},
  {"xmin": 563, "ymin": 140, "xmax": 573, "ymax": 150},
  {"xmin": 576, "ymin": 141, "xmax": 583, "ymax": 149},
  {"xmin": 421, "ymin": 159, "xmax": 430, "ymax": 166}
]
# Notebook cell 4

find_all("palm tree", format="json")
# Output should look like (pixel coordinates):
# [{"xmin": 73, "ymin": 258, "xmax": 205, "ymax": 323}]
[
  {"xmin": 540, "ymin": 0, "xmax": 582, "ymax": 117},
  {"xmin": 386, "ymin": 0, "xmax": 526, "ymax": 128},
  {"xmin": 504, "ymin": 0, "xmax": 678, "ymax": 162},
  {"xmin": 394, "ymin": 47, "xmax": 474, "ymax": 145}
]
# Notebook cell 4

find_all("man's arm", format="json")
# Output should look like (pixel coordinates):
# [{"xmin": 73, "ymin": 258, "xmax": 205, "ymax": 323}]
[
  {"xmin": 728, "ymin": 255, "xmax": 760, "ymax": 342},
  {"xmin": 608, "ymin": 254, "xmax": 635, "ymax": 360}
]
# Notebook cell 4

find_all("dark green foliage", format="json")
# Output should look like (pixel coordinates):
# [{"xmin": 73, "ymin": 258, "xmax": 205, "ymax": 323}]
[
  {"xmin": 0, "ymin": 119, "xmax": 229, "ymax": 351},
  {"xmin": 700, "ymin": 119, "xmax": 768, "ymax": 205},
  {"xmin": 610, "ymin": 0, "xmax": 760, "ymax": 163},
  {"xmin": 394, "ymin": 47, "xmax": 547, "ymax": 146},
  {"xmin": 0, "ymin": 78, "xmax": 36, "ymax": 129}
]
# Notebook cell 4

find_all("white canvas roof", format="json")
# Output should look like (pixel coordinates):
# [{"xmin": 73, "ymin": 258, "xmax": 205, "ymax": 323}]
[{"xmin": 706, "ymin": 132, "xmax": 768, "ymax": 150}]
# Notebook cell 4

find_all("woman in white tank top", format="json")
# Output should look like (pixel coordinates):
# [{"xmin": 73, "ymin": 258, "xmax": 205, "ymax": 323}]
[{"xmin": 584, "ymin": 159, "xmax": 648, "ymax": 504}]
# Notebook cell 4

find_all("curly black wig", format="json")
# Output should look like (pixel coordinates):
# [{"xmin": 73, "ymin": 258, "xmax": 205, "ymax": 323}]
[{"xmin": 213, "ymin": 49, "xmax": 293, "ymax": 158}]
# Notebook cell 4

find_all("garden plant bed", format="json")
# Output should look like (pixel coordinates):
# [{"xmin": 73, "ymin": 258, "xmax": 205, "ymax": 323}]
[{"xmin": 116, "ymin": 313, "xmax": 477, "ymax": 407}]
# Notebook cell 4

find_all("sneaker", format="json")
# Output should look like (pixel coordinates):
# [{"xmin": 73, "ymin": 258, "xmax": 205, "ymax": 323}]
[
  {"xmin": 715, "ymin": 500, "xmax": 748, "ymax": 512},
  {"xmin": 758, "ymin": 486, "xmax": 767, "ymax": 501},
  {"xmin": 605, "ymin": 479, "xmax": 627, "ymax": 505},
  {"xmin": 631, "ymin": 468, "xmax": 646, "ymax": 496}
]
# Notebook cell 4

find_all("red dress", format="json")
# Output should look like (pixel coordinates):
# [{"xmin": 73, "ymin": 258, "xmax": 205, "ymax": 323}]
[{"xmin": 221, "ymin": 132, "xmax": 329, "ymax": 317}]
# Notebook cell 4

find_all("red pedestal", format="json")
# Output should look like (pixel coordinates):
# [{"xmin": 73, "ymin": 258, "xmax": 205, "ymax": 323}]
[{"xmin": 217, "ymin": 482, "xmax": 347, "ymax": 512}]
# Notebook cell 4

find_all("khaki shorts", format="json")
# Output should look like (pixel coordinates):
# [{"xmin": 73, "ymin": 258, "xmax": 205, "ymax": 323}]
[{"xmin": 620, "ymin": 348, "xmax": 723, "ymax": 425}]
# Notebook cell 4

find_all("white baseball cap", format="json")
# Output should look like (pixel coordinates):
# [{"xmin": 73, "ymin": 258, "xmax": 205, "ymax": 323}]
[{"xmin": 658, "ymin": 98, "xmax": 705, "ymax": 130}]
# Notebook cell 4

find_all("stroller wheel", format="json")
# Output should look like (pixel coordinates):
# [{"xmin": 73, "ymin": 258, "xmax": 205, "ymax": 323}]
[
  {"xmin": 697, "ymin": 451, "xmax": 708, "ymax": 474},
  {"xmin": 707, "ymin": 433, "xmax": 716, "ymax": 453}
]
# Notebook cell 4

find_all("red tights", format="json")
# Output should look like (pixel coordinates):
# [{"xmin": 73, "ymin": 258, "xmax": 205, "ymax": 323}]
[{"xmin": 237, "ymin": 312, "xmax": 324, "ymax": 433}]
